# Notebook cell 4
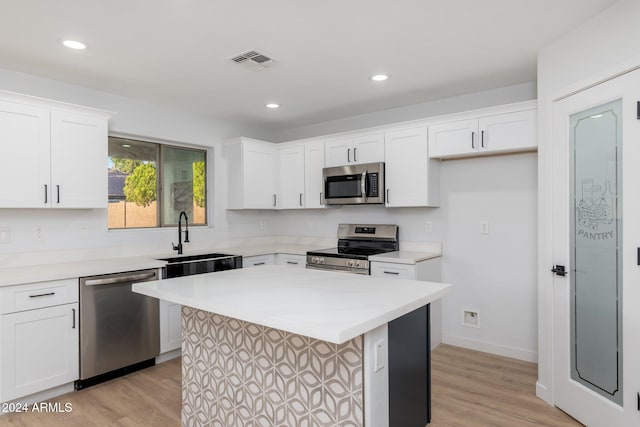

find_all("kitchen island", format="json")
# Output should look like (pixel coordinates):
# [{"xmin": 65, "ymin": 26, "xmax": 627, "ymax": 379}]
[{"xmin": 133, "ymin": 265, "xmax": 450, "ymax": 427}]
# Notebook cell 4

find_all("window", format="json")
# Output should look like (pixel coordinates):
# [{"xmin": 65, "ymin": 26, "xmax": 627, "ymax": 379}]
[{"xmin": 108, "ymin": 137, "xmax": 207, "ymax": 229}]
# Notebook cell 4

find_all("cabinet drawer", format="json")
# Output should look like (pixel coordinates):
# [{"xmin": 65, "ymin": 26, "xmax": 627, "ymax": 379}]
[
  {"xmin": 275, "ymin": 254, "xmax": 306, "ymax": 268},
  {"xmin": 243, "ymin": 254, "xmax": 275, "ymax": 267},
  {"xmin": 370, "ymin": 263, "xmax": 416, "ymax": 280},
  {"xmin": 0, "ymin": 279, "xmax": 78, "ymax": 314}
]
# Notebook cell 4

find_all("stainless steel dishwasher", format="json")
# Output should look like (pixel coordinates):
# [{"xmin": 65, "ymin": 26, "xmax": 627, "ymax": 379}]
[{"xmin": 76, "ymin": 269, "xmax": 160, "ymax": 389}]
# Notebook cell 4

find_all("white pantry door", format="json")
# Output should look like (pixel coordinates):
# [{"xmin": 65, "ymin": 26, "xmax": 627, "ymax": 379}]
[{"xmin": 552, "ymin": 69, "xmax": 640, "ymax": 426}]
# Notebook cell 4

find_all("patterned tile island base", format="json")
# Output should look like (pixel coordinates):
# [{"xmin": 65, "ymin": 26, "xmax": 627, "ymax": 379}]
[{"xmin": 181, "ymin": 306, "xmax": 364, "ymax": 427}]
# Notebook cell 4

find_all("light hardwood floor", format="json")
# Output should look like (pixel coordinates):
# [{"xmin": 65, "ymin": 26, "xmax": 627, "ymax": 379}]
[{"xmin": 0, "ymin": 345, "xmax": 581, "ymax": 426}]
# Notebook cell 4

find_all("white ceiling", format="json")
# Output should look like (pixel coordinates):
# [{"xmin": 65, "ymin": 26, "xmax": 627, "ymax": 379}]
[{"xmin": 0, "ymin": 0, "xmax": 618, "ymax": 130}]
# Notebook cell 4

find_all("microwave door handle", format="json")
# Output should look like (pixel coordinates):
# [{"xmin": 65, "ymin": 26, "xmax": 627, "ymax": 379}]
[{"xmin": 361, "ymin": 171, "xmax": 367, "ymax": 201}]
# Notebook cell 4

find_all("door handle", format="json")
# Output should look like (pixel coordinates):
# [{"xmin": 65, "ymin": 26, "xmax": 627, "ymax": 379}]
[
  {"xmin": 361, "ymin": 171, "xmax": 367, "ymax": 201},
  {"xmin": 286, "ymin": 261, "xmax": 299, "ymax": 265},
  {"xmin": 273, "ymin": 194, "xmax": 276, "ymax": 207},
  {"xmin": 44, "ymin": 184, "xmax": 48, "ymax": 204},
  {"xmin": 551, "ymin": 265, "xmax": 567, "ymax": 277},
  {"xmin": 56, "ymin": 185, "xmax": 60, "ymax": 204},
  {"xmin": 384, "ymin": 271, "xmax": 400, "ymax": 275},
  {"xmin": 347, "ymin": 148, "xmax": 351, "ymax": 162},
  {"xmin": 481, "ymin": 130, "xmax": 485, "ymax": 148},
  {"xmin": 72, "ymin": 308, "xmax": 76, "ymax": 329},
  {"xmin": 254, "ymin": 262, "xmax": 265, "ymax": 266},
  {"xmin": 29, "ymin": 292, "xmax": 55, "ymax": 298},
  {"xmin": 299, "ymin": 193, "xmax": 303, "ymax": 206},
  {"xmin": 471, "ymin": 132, "xmax": 475, "ymax": 149},
  {"xmin": 386, "ymin": 188, "xmax": 389, "ymax": 203},
  {"xmin": 320, "ymin": 192, "xmax": 323, "ymax": 205},
  {"xmin": 354, "ymin": 147, "xmax": 358, "ymax": 162}
]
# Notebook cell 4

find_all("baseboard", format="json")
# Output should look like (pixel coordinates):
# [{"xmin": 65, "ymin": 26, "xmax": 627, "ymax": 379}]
[
  {"xmin": 156, "ymin": 348, "xmax": 181, "ymax": 364},
  {"xmin": 536, "ymin": 381, "xmax": 553, "ymax": 405},
  {"xmin": 442, "ymin": 334, "xmax": 537, "ymax": 363}
]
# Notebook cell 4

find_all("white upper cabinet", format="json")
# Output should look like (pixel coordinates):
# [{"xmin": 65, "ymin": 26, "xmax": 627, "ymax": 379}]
[
  {"xmin": 324, "ymin": 132, "xmax": 384, "ymax": 167},
  {"xmin": 384, "ymin": 126, "xmax": 439, "ymax": 207},
  {"xmin": 278, "ymin": 143, "xmax": 305, "ymax": 209},
  {"xmin": 427, "ymin": 118, "xmax": 478, "ymax": 158},
  {"xmin": 428, "ymin": 103, "xmax": 537, "ymax": 159},
  {"xmin": 0, "ymin": 93, "xmax": 111, "ymax": 209},
  {"xmin": 50, "ymin": 111, "xmax": 108, "ymax": 208},
  {"xmin": 226, "ymin": 138, "xmax": 278, "ymax": 209},
  {"xmin": 304, "ymin": 139, "xmax": 325, "ymax": 209},
  {"xmin": 0, "ymin": 100, "xmax": 51, "ymax": 208}
]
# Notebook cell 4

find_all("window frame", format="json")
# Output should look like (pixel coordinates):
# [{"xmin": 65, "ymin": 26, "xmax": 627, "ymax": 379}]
[{"xmin": 108, "ymin": 134, "xmax": 208, "ymax": 230}]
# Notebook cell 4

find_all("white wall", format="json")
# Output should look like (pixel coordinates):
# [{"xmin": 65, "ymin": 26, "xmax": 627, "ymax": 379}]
[
  {"xmin": 537, "ymin": 0, "xmax": 640, "ymax": 420},
  {"xmin": 0, "ymin": 67, "xmax": 280, "ymax": 263},
  {"xmin": 274, "ymin": 82, "xmax": 536, "ymax": 141}
]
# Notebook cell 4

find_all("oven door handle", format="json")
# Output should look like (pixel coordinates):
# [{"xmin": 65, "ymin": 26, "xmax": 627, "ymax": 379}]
[{"xmin": 361, "ymin": 170, "xmax": 368, "ymax": 201}]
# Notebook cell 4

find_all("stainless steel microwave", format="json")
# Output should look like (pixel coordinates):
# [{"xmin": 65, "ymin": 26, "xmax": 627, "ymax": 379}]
[{"xmin": 323, "ymin": 162, "xmax": 385, "ymax": 205}]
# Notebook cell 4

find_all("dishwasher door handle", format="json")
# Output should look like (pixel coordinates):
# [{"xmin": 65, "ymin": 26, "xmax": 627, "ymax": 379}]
[{"xmin": 84, "ymin": 271, "xmax": 157, "ymax": 286}]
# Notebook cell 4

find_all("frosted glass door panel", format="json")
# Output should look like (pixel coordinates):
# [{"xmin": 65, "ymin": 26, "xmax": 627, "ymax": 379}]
[{"xmin": 570, "ymin": 99, "xmax": 622, "ymax": 405}]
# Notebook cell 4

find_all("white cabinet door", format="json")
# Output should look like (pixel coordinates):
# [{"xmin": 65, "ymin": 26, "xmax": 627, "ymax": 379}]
[
  {"xmin": 243, "ymin": 254, "xmax": 275, "ymax": 267},
  {"xmin": 304, "ymin": 140, "xmax": 325, "ymax": 208},
  {"xmin": 352, "ymin": 133, "xmax": 384, "ymax": 164},
  {"xmin": 0, "ymin": 303, "xmax": 78, "ymax": 402},
  {"xmin": 243, "ymin": 142, "xmax": 277, "ymax": 209},
  {"xmin": 50, "ymin": 111, "xmax": 108, "ymax": 208},
  {"xmin": 275, "ymin": 254, "xmax": 306, "ymax": 268},
  {"xmin": 428, "ymin": 118, "xmax": 478, "ymax": 158},
  {"xmin": 0, "ymin": 101, "xmax": 51, "ymax": 208},
  {"xmin": 278, "ymin": 145, "xmax": 305, "ymax": 209},
  {"xmin": 385, "ymin": 126, "xmax": 438, "ymax": 207},
  {"xmin": 478, "ymin": 109, "xmax": 537, "ymax": 154},
  {"xmin": 160, "ymin": 300, "xmax": 181, "ymax": 353},
  {"xmin": 324, "ymin": 136, "xmax": 352, "ymax": 167}
]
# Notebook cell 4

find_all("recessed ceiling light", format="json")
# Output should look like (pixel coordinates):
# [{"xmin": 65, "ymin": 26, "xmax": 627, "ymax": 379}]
[
  {"xmin": 122, "ymin": 144, "xmax": 131, "ymax": 148},
  {"xmin": 266, "ymin": 103, "xmax": 280, "ymax": 109},
  {"xmin": 371, "ymin": 74, "xmax": 389, "ymax": 82},
  {"xmin": 60, "ymin": 39, "xmax": 86, "ymax": 50}
]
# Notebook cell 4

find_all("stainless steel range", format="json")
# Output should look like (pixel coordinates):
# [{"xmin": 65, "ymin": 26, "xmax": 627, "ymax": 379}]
[{"xmin": 306, "ymin": 224, "xmax": 399, "ymax": 274}]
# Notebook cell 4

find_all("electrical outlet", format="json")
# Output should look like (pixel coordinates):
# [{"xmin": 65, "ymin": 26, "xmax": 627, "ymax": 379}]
[
  {"xmin": 424, "ymin": 221, "xmax": 432, "ymax": 233},
  {"xmin": 480, "ymin": 220, "xmax": 489, "ymax": 234},
  {"xmin": 35, "ymin": 226, "xmax": 44, "ymax": 241},
  {"xmin": 374, "ymin": 340, "xmax": 385, "ymax": 372},
  {"xmin": 0, "ymin": 227, "xmax": 10, "ymax": 243},
  {"xmin": 463, "ymin": 310, "xmax": 480, "ymax": 327}
]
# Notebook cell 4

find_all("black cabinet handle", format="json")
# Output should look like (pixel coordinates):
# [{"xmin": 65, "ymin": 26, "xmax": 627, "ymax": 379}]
[
  {"xmin": 384, "ymin": 271, "xmax": 400, "ymax": 275},
  {"xmin": 354, "ymin": 147, "xmax": 358, "ymax": 162},
  {"xmin": 254, "ymin": 262, "xmax": 266, "ymax": 266},
  {"xmin": 471, "ymin": 132, "xmax": 475, "ymax": 149},
  {"xmin": 29, "ymin": 292, "xmax": 55, "ymax": 298},
  {"xmin": 72, "ymin": 308, "xmax": 76, "ymax": 329},
  {"xmin": 273, "ymin": 194, "xmax": 276, "ymax": 207},
  {"xmin": 56, "ymin": 185, "xmax": 60, "ymax": 204},
  {"xmin": 299, "ymin": 193, "xmax": 303, "ymax": 206},
  {"xmin": 347, "ymin": 148, "xmax": 351, "ymax": 162},
  {"xmin": 481, "ymin": 130, "xmax": 485, "ymax": 148},
  {"xmin": 44, "ymin": 184, "xmax": 48, "ymax": 204},
  {"xmin": 286, "ymin": 261, "xmax": 299, "ymax": 265}
]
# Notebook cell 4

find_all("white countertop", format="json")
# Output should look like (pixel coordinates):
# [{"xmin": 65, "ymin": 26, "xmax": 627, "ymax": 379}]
[
  {"xmin": 0, "ymin": 256, "xmax": 167, "ymax": 287},
  {"xmin": 133, "ymin": 265, "xmax": 450, "ymax": 344},
  {"xmin": 369, "ymin": 250, "xmax": 441, "ymax": 264}
]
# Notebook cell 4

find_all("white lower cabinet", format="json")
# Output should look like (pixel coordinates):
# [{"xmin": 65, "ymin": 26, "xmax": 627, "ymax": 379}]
[
  {"xmin": 160, "ymin": 300, "xmax": 182, "ymax": 353},
  {"xmin": 243, "ymin": 254, "xmax": 275, "ymax": 267},
  {"xmin": 275, "ymin": 254, "xmax": 306, "ymax": 268},
  {"xmin": 1, "ymin": 301, "xmax": 79, "ymax": 402},
  {"xmin": 370, "ymin": 258, "xmax": 443, "ymax": 349}
]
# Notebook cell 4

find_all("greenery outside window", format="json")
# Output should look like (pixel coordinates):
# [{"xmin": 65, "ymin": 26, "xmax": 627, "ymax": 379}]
[{"xmin": 108, "ymin": 136, "xmax": 207, "ymax": 229}]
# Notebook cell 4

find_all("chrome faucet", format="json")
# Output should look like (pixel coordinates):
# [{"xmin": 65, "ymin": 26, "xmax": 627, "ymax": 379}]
[{"xmin": 172, "ymin": 211, "xmax": 190, "ymax": 254}]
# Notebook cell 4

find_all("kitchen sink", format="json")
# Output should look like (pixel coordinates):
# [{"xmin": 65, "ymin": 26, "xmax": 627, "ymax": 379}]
[
  {"xmin": 158, "ymin": 253, "xmax": 236, "ymax": 264},
  {"xmin": 157, "ymin": 253, "xmax": 243, "ymax": 278}
]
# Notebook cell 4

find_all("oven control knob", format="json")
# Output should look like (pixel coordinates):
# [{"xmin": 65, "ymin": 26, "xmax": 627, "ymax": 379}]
[
  {"xmin": 319, "ymin": 257, "xmax": 325, "ymax": 264},
  {"xmin": 347, "ymin": 259, "xmax": 354, "ymax": 267},
  {"xmin": 354, "ymin": 260, "xmax": 360, "ymax": 268},
  {"xmin": 312, "ymin": 257, "xmax": 319, "ymax": 264}
]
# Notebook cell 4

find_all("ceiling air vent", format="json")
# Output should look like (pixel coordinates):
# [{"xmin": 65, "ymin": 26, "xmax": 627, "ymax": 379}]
[{"xmin": 229, "ymin": 50, "xmax": 277, "ymax": 72}]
